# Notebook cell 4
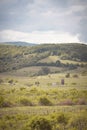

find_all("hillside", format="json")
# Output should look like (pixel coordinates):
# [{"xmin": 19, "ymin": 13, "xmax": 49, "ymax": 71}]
[
  {"xmin": 0, "ymin": 41, "xmax": 37, "ymax": 46},
  {"xmin": 0, "ymin": 43, "xmax": 87, "ymax": 75}
]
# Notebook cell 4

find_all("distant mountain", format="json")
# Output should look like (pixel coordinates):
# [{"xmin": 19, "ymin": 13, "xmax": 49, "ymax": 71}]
[{"xmin": 0, "ymin": 41, "xmax": 37, "ymax": 46}]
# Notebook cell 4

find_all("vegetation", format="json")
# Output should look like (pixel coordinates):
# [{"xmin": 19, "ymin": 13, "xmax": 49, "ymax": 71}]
[
  {"xmin": 0, "ymin": 72, "xmax": 87, "ymax": 130},
  {"xmin": 0, "ymin": 43, "xmax": 87, "ymax": 130},
  {"xmin": 0, "ymin": 109, "xmax": 87, "ymax": 130},
  {"xmin": 0, "ymin": 43, "xmax": 87, "ymax": 74}
]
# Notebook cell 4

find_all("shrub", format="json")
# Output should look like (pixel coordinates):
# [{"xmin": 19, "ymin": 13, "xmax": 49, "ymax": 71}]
[
  {"xmin": 0, "ymin": 79, "xmax": 3, "ymax": 84},
  {"xmin": 35, "ymin": 81, "xmax": 40, "ymax": 86},
  {"xmin": 69, "ymin": 114, "xmax": 87, "ymax": 130},
  {"xmin": 19, "ymin": 98, "xmax": 33, "ymax": 106},
  {"xmin": 2, "ymin": 101, "xmax": 12, "ymax": 107},
  {"xmin": 72, "ymin": 82, "xmax": 76, "ymax": 85},
  {"xmin": 56, "ymin": 113, "xmax": 68, "ymax": 125},
  {"xmin": 65, "ymin": 73, "xmax": 70, "ymax": 78},
  {"xmin": 39, "ymin": 97, "xmax": 52, "ymax": 106},
  {"xmin": 11, "ymin": 88, "xmax": 15, "ymax": 93},
  {"xmin": 8, "ymin": 79, "xmax": 14, "ymax": 84},
  {"xmin": 0, "ymin": 96, "xmax": 12, "ymax": 107},
  {"xmin": 20, "ymin": 87, "xmax": 26, "ymax": 91},
  {"xmin": 0, "ymin": 96, "xmax": 4, "ymax": 107},
  {"xmin": 73, "ymin": 74, "xmax": 78, "ymax": 78},
  {"xmin": 39, "ymin": 67, "xmax": 50, "ymax": 75},
  {"xmin": 50, "ymin": 113, "xmax": 69, "ymax": 130},
  {"xmin": 29, "ymin": 116, "xmax": 52, "ymax": 130}
]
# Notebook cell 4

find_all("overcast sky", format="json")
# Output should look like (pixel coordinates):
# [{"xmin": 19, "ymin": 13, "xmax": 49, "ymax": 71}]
[{"xmin": 0, "ymin": 0, "xmax": 87, "ymax": 43}]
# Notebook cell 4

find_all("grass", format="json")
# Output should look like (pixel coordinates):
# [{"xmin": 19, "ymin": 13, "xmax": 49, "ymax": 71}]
[
  {"xmin": 1, "ymin": 66, "xmax": 66, "ymax": 77},
  {"xmin": 39, "ymin": 55, "xmax": 87, "ymax": 65},
  {"xmin": 0, "ymin": 105, "xmax": 87, "ymax": 116},
  {"xmin": 0, "ymin": 106, "xmax": 87, "ymax": 130},
  {"xmin": 0, "ymin": 71, "xmax": 87, "ymax": 106},
  {"xmin": 0, "ymin": 69, "xmax": 87, "ymax": 130}
]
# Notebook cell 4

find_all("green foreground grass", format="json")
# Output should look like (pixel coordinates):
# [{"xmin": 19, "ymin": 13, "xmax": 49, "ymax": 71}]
[
  {"xmin": 0, "ymin": 106, "xmax": 87, "ymax": 130},
  {"xmin": 0, "ymin": 71, "xmax": 87, "ymax": 130}
]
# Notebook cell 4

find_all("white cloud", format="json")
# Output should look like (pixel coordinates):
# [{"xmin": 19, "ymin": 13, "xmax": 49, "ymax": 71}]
[{"xmin": 0, "ymin": 30, "xmax": 81, "ymax": 43}]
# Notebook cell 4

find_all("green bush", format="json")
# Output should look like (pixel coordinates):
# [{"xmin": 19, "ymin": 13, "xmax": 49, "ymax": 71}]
[
  {"xmin": 0, "ymin": 96, "xmax": 4, "ymax": 107},
  {"xmin": 50, "ymin": 112, "xmax": 69, "ymax": 130},
  {"xmin": 68, "ymin": 114, "xmax": 87, "ymax": 130},
  {"xmin": 19, "ymin": 98, "xmax": 33, "ymax": 106},
  {"xmin": 0, "ymin": 96, "xmax": 12, "ymax": 107},
  {"xmin": 39, "ymin": 97, "xmax": 52, "ymax": 106},
  {"xmin": 56, "ymin": 113, "xmax": 68, "ymax": 125},
  {"xmin": 28, "ymin": 116, "xmax": 52, "ymax": 130}
]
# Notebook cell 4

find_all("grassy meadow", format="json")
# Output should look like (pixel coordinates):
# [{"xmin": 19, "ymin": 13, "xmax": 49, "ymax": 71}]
[{"xmin": 0, "ymin": 69, "xmax": 87, "ymax": 130}]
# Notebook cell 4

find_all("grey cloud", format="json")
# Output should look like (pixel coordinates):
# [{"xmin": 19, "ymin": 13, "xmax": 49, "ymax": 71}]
[{"xmin": 0, "ymin": 0, "xmax": 87, "ymax": 42}]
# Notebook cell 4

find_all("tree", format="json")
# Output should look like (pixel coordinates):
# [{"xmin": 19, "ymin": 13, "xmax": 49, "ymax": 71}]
[
  {"xmin": 55, "ymin": 60, "xmax": 61, "ymax": 67},
  {"xmin": 39, "ymin": 67, "xmax": 50, "ymax": 75}
]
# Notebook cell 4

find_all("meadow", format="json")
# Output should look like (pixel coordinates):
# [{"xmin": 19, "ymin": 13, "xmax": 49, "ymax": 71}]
[{"xmin": 0, "ymin": 70, "xmax": 87, "ymax": 130}]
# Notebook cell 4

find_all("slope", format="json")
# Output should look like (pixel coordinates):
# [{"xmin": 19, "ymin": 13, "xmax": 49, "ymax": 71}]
[{"xmin": 0, "ymin": 43, "xmax": 87, "ymax": 74}]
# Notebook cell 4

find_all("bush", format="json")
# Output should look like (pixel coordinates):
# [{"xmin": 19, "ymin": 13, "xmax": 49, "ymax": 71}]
[
  {"xmin": 56, "ymin": 113, "xmax": 68, "ymax": 125},
  {"xmin": 65, "ymin": 73, "xmax": 70, "ymax": 78},
  {"xmin": 73, "ymin": 74, "xmax": 78, "ymax": 78},
  {"xmin": 0, "ymin": 79, "xmax": 3, "ymax": 84},
  {"xmin": 0, "ymin": 96, "xmax": 4, "ymax": 107},
  {"xmin": 19, "ymin": 98, "xmax": 33, "ymax": 106},
  {"xmin": 50, "ymin": 113, "xmax": 69, "ymax": 130},
  {"xmin": 39, "ymin": 97, "xmax": 52, "ymax": 106},
  {"xmin": 2, "ymin": 101, "xmax": 12, "ymax": 107},
  {"xmin": 38, "ymin": 67, "xmax": 50, "ymax": 75},
  {"xmin": 8, "ymin": 79, "xmax": 14, "ymax": 84},
  {"xmin": 0, "ymin": 96, "xmax": 12, "ymax": 107},
  {"xmin": 69, "ymin": 114, "xmax": 87, "ymax": 130},
  {"xmin": 29, "ymin": 116, "xmax": 52, "ymax": 130}
]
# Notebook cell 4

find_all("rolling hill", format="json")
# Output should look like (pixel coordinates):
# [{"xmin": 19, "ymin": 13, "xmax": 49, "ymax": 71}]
[
  {"xmin": 0, "ymin": 41, "xmax": 37, "ymax": 46},
  {"xmin": 0, "ymin": 43, "xmax": 87, "ymax": 75}
]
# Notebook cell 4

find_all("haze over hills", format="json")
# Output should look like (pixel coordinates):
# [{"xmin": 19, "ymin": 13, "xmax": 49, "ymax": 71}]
[
  {"xmin": 0, "ymin": 43, "xmax": 87, "ymax": 76},
  {"xmin": 0, "ymin": 41, "xmax": 37, "ymax": 46}
]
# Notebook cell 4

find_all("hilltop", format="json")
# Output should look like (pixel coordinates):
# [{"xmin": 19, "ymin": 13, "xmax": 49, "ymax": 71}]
[
  {"xmin": 0, "ymin": 41, "xmax": 37, "ymax": 46},
  {"xmin": 0, "ymin": 43, "xmax": 87, "ymax": 75}
]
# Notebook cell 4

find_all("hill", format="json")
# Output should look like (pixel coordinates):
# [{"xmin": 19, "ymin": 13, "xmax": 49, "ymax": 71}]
[
  {"xmin": 0, "ymin": 43, "xmax": 87, "ymax": 75},
  {"xmin": 0, "ymin": 41, "xmax": 37, "ymax": 46}
]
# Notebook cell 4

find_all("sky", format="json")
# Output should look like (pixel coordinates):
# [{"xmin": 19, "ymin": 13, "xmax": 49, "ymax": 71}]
[{"xmin": 0, "ymin": 0, "xmax": 87, "ymax": 44}]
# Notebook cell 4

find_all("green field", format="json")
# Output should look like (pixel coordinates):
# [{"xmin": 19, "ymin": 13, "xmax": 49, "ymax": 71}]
[{"xmin": 0, "ymin": 70, "xmax": 87, "ymax": 130}]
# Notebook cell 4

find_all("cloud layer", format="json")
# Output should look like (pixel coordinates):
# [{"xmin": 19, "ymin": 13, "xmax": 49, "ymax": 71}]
[
  {"xmin": 0, "ymin": 0, "xmax": 87, "ymax": 43},
  {"xmin": 0, "ymin": 30, "xmax": 80, "ymax": 43}
]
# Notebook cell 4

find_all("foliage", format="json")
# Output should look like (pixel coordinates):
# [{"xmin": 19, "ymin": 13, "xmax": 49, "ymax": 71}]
[
  {"xmin": 0, "ymin": 96, "xmax": 12, "ymax": 107},
  {"xmin": 19, "ymin": 98, "xmax": 33, "ymax": 106},
  {"xmin": 0, "ymin": 43, "xmax": 87, "ymax": 73},
  {"xmin": 0, "ymin": 96, "xmax": 4, "ymax": 107},
  {"xmin": 38, "ymin": 67, "xmax": 50, "ymax": 75},
  {"xmin": 39, "ymin": 97, "xmax": 52, "ymax": 106},
  {"xmin": 65, "ymin": 73, "xmax": 70, "ymax": 78},
  {"xmin": 28, "ymin": 116, "xmax": 52, "ymax": 130},
  {"xmin": 68, "ymin": 114, "xmax": 87, "ymax": 130}
]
